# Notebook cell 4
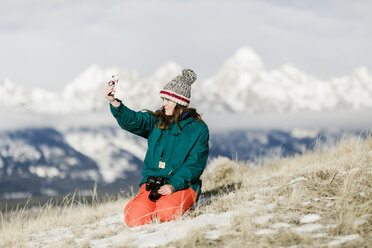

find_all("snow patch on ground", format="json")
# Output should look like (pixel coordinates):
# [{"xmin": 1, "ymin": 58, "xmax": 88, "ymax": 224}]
[
  {"xmin": 264, "ymin": 203, "xmax": 275, "ymax": 211},
  {"xmin": 272, "ymin": 222, "xmax": 291, "ymax": 228},
  {"xmin": 24, "ymin": 210, "xmax": 236, "ymax": 247},
  {"xmin": 293, "ymin": 223, "xmax": 323, "ymax": 232},
  {"xmin": 353, "ymin": 219, "xmax": 366, "ymax": 226},
  {"xmin": 300, "ymin": 214, "xmax": 321, "ymax": 224},
  {"xmin": 314, "ymin": 233, "xmax": 327, "ymax": 238},
  {"xmin": 258, "ymin": 186, "xmax": 281, "ymax": 192},
  {"xmin": 204, "ymin": 230, "xmax": 221, "ymax": 240},
  {"xmin": 327, "ymin": 234, "xmax": 360, "ymax": 247},
  {"xmin": 359, "ymin": 192, "xmax": 366, "ymax": 197},
  {"xmin": 289, "ymin": 177, "xmax": 306, "ymax": 184},
  {"xmin": 28, "ymin": 227, "xmax": 74, "ymax": 247},
  {"xmin": 255, "ymin": 229, "xmax": 276, "ymax": 235},
  {"xmin": 253, "ymin": 214, "xmax": 273, "ymax": 225},
  {"xmin": 90, "ymin": 212, "xmax": 233, "ymax": 248}
]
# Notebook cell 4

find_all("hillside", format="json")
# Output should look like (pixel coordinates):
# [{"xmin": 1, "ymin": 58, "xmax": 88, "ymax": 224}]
[{"xmin": 0, "ymin": 136, "xmax": 371, "ymax": 247}]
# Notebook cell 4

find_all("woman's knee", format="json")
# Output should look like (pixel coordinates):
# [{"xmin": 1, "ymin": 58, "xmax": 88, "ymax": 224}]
[
  {"xmin": 156, "ymin": 206, "xmax": 183, "ymax": 222},
  {"xmin": 124, "ymin": 187, "xmax": 156, "ymax": 227},
  {"xmin": 125, "ymin": 211, "xmax": 153, "ymax": 227},
  {"xmin": 155, "ymin": 192, "xmax": 197, "ymax": 221},
  {"xmin": 125, "ymin": 201, "xmax": 155, "ymax": 227}
]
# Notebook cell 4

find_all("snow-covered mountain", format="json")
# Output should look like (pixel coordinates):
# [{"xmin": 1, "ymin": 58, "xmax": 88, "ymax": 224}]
[
  {"xmin": 63, "ymin": 126, "xmax": 147, "ymax": 183},
  {"xmin": 0, "ymin": 62, "xmax": 180, "ymax": 114},
  {"xmin": 0, "ymin": 127, "xmax": 146, "ymax": 198},
  {"xmin": 1, "ymin": 47, "xmax": 371, "ymax": 114},
  {"xmin": 0, "ymin": 128, "xmax": 101, "ymax": 198},
  {"xmin": 195, "ymin": 48, "xmax": 372, "ymax": 112}
]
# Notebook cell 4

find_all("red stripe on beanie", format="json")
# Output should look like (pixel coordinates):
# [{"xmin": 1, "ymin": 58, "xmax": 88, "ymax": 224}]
[{"xmin": 160, "ymin": 91, "xmax": 190, "ymax": 104}]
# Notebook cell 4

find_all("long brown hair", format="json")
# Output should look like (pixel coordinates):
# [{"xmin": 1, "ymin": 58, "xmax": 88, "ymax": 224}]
[{"xmin": 145, "ymin": 104, "xmax": 204, "ymax": 133}]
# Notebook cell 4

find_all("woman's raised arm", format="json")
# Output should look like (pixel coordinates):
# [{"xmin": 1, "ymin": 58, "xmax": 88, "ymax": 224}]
[{"xmin": 104, "ymin": 83, "xmax": 154, "ymax": 138}]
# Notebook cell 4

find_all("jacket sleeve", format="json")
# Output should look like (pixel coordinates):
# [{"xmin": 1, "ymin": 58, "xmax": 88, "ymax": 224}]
[
  {"xmin": 168, "ymin": 125, "xmax": 209, "ymax": 191},
  {"xmin": 110, "ymin": 100, "xmax": 154, "ymax": 139}
]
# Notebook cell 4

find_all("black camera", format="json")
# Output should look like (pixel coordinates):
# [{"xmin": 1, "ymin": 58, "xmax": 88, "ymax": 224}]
[{"xmin": 146, "ymin": 176, "xmax": 166, "ymax": 202}]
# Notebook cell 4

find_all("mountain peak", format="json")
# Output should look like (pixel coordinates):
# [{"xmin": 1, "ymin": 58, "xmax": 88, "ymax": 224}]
[
  {"xmin": 278, "ymin": 63, "xmax": 311, "ymax": 78},
  {"xmin": 61, "ymin": 64, "xmax": 122, "ymax": 98},
  {"xmin": 219, "ymin": 47, "xmax": 265, "ymax": 75},
  {"xmin": 152, "ymin": 61, "xmax": 182, "ymax": 79},
  {"xmin": 352, "ymin": 66, "xmax": 370, "ymax": 77},
  {"xmin": 0, "ymin": 78, "xmax": 15, "ymax": 89},
  {"xmin": 233, "ymin": 47, "xmax": 265, "ymax": 70}
]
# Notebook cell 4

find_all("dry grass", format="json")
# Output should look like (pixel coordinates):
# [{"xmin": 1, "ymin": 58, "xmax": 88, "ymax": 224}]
[
  {"xmin": 0, "ymin": 135, "xmax": 371, "ymax": 247},
  {"xmin": 0, "ymin": 186, "xmax": 133, "ymax": 247},
  {"xmin": 177, "ymin": 135, "xmax": 372, "ymax": 247}
]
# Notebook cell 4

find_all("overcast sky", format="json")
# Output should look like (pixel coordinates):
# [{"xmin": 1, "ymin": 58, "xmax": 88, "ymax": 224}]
[{"xmin": 0, "ymin": 0, "xmax": 371, "ymax": 91}]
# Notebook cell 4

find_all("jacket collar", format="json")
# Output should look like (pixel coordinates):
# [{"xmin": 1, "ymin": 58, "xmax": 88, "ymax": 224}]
[{"xmin": 171, "ymin": 112, "xmax": 193, "ymax": 135}]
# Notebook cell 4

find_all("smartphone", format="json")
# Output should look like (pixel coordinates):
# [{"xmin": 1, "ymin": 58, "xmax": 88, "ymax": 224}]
[{"xmin": 108, "ymin": 74, "xmax": 119, "ymax": 95}]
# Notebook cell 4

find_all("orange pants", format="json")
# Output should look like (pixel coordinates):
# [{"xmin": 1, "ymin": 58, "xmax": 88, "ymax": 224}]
[{"xmin": 124, "ymin": 184, "xmax": 198, "ymax": 227}]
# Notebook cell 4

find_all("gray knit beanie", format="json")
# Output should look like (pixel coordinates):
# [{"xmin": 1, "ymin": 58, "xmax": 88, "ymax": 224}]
[{"xmin": 160, "ymin": 69, "xmax": 197, "ymax": 106}]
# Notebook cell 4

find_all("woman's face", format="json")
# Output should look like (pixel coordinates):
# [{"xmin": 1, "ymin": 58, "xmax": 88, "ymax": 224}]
[{"xmin": 162, "ymin": 98, "xmax": 177, "ymax": 116}]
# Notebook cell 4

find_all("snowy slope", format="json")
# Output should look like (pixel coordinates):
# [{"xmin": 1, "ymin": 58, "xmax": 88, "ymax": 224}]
[
  {"xmin": 62, "ymin": 126, "xmax": 147, "ymax": 183},
  {"xmin": 0, "ymin": 127, "xmax": 146, "ymax": 198},
  {"xmin": 1, "ymin": 47, "xmax": 371, "ymax": 114},
  {"xmin": 0, "ymin": 128, "xmax": 101, "ymax": 198},
  {"xmin": 0, "ymin": 126, "xmax": 359, "ymax": 199}
]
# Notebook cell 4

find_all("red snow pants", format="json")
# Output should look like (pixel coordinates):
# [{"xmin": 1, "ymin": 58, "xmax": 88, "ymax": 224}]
[{"xmin": 124, "ymin": 184, "xmax": 198, "ymax": 227}]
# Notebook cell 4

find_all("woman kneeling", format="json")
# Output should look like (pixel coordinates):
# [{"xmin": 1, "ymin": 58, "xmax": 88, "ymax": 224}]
[{"xmin": 104, "ymin": 69, "xmax": 209, "ymax": 227}]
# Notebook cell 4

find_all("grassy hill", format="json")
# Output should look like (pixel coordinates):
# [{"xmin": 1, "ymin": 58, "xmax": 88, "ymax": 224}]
[{"xmin": 1, "ymin": 136, "xmax": 371, "ymax": 247}]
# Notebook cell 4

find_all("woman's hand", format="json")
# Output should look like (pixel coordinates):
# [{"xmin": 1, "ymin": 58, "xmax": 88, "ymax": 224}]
[
  {"xmin": 104, "ymin": 83, "xmax": 120, "ymax": 106},
  {"xmin": 104, "ymin": 83, "xmax": 115, "ymax": 101},
  {"xmin": 158, "ymin": 184, "xmax": 175, "ymax": 196}
]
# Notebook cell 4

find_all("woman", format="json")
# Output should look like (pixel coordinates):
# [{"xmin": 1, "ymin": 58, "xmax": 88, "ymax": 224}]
[{"xmin": 104, "ymin": 69, "xmax": 209, "ymax": 227}]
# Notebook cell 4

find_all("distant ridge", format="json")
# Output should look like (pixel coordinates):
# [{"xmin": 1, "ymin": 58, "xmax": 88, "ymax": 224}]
[{"xmin": 1, "ymin": 47, "xmax": 371, "ymax": 113}]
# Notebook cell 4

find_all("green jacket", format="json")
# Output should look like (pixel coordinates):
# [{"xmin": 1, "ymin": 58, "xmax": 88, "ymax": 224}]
[{"xmin": 110, "ymin": 100, "xmax": 209, "ymax": 197}]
